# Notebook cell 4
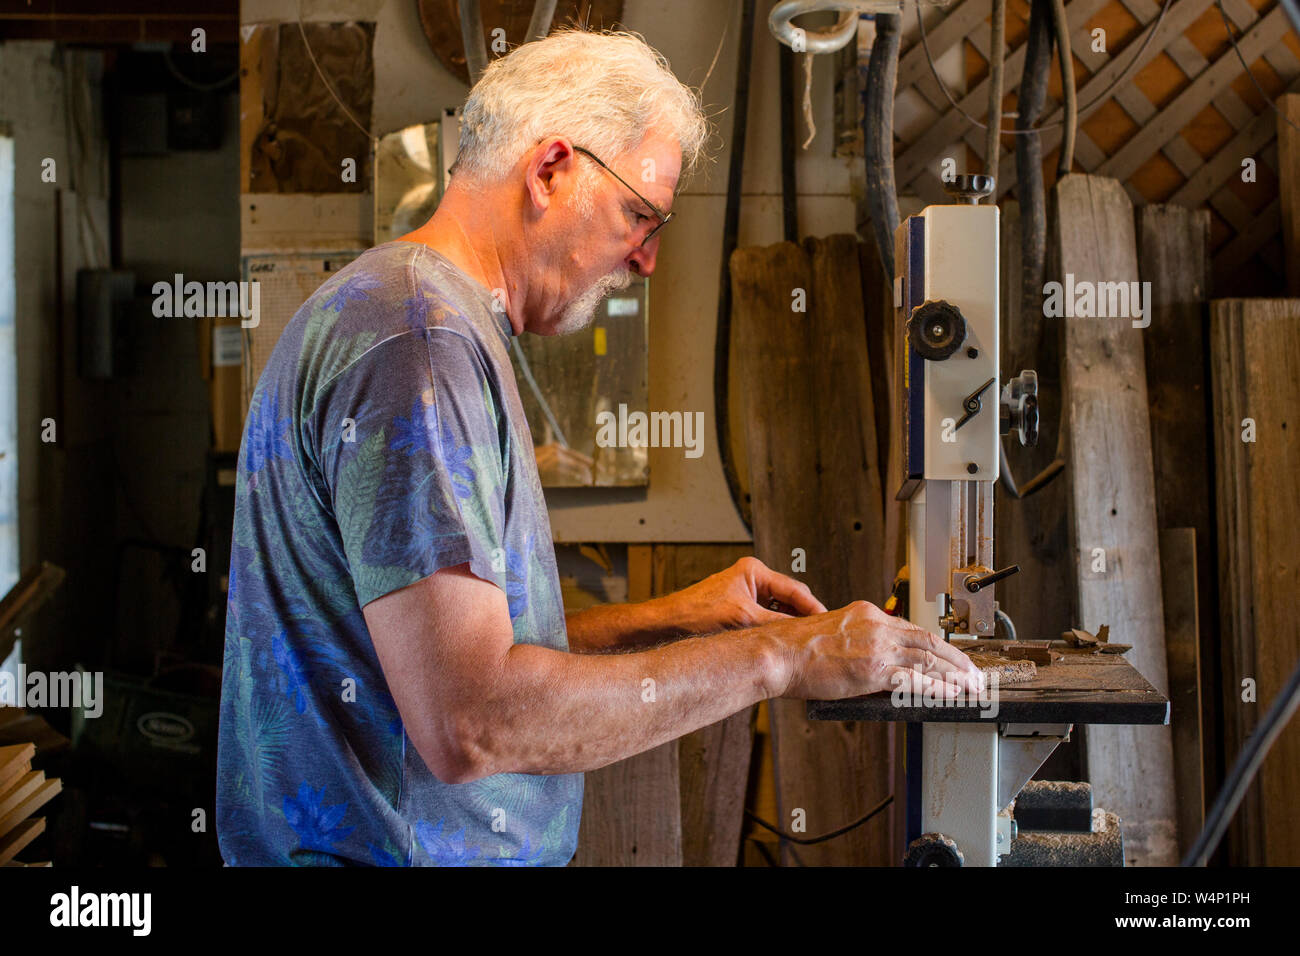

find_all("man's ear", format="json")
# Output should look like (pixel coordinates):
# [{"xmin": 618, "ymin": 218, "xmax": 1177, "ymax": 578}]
[{"xmin": 524, "ymin": 137, "xmax": 576, "ymax": 212}]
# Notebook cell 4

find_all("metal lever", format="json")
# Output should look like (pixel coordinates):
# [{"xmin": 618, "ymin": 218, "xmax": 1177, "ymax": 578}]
[
  {"xmin": 964, "ymin": 564, "xmax": 1021, "ymax": 592},
  {"xmin": 955, "ymin": 377, "xmax": 996, "ymax": 431}
]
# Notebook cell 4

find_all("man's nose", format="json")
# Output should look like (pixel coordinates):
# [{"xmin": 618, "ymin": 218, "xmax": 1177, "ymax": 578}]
[{"xmin": 627, "ymin": 237, "xmax": 659, "ymax": 276}]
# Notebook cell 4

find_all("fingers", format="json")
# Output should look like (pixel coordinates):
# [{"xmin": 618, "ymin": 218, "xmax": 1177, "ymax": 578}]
[
  {"xmin": 885, "ymin": 666, "xmax": 972, "ymax": 700},
  {"xmin": 746, "ymin": 561, "xmax": 827, "ymax": 616},
  {"xmin": 886, "ymin": 622, "xmax": 983, "ymax": 682},
  {"xmin": 891, "ymin": 645, "xmax": 984, "ymax": 694}
]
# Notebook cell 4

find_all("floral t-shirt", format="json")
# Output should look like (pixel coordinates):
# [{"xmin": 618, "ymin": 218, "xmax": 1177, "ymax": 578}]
[{"xmin": 216, "ymin": 241, "xmax": 582, "ymax": 866}]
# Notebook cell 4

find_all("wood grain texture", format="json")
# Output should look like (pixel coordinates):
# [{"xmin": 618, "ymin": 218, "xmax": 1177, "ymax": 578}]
[
  {"xmin": 1159, "ymin": 527, "xmax": 1204, "ymax": 859},
  {"xmin": 571, "ymin": 740, "xmax": 682, "ymax": 866},
  {"xmin": 1280, "ymin": 94, "xmax": 1300, "ymax": 297},
  {"xmin": 731, "ymin": 236, "xmax": 893, "ymax": 865},
  {"xmin": 652, "ymin": 544, "xmax": 755, "ymax": 867},
  {"xmin": 570, "ymin": 543, "xmax": 682, "ymax": 866},
  {"xmin": 1209, "ymin": 299, "xmax": 1300, "ymax": 865},
  {"xmin": 1135, "ymin": 203, "xmax": 1216, "ymax": 816},
  {"xmin": 1052, "ymin": 174, "xmax": 1177, "ymax": 866}
]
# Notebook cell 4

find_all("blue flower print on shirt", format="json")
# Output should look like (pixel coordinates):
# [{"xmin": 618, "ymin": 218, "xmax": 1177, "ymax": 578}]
[
  {"xmin": 283, "ymin": 782, "xmax": 356, "ymax": 852},
  {"xmin": 390, "ymin": 396, "xmax": 438, "ymax": 457},
  {"xmin": 495, "ymin": 836, "xmax": 547, "ymax": 866},
  {"xmin": 321, "ymin": 273, "xmax": 382, "ymax": 313},
  {"xmin": 504, "ymin": 533, "xmax": 533, "ymax": 620},
  {"xmin": 414, "ymin": 818, "xmax": 481, "ymax": 866},
  {"xmin": 271, "ymin": 630, "xmax": 311, "ymax": 715},
  {"xmin": 245, "ymin": 387, "xmax": 293, "ymax": 474},
  {"xmin": 436, "ymin": 418, "xmax": 475, "ymax": 499}
]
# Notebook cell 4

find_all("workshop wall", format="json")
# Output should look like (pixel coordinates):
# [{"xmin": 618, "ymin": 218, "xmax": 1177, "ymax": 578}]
[{"xmin": 240, "ymin": 0, "xmax": 867, "ymax": 544}]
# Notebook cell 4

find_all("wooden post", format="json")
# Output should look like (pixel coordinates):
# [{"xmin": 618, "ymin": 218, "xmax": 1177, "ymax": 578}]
[
  {"xmin": 1135, "ymin": 204, "xmax": 1214, "ymax": 847},
  {"xmin": 571, "ymin": 545, "xmax": 683, "ymax": 866},
  {"xmin": 731, "ymin": 236, "xmax": 893, "ymax": 865},
  {"xmin": 1209, "ymin": 299, "xmax": 1300, "ymax": 865},
  {"xmin": 1158, "ymin": 527, "xmax": 1204, "ymax": 859},
  {"xmin": 652, "ymin": 544, "xmax": 755, "ymax": 867},
  {"xmin": 1278, "ymin": 94, "xmax": 1300, "ymax": 296},
  {"xmin": 1051, "ymin": 174, "xmax": 1177, "ymax": 865}
]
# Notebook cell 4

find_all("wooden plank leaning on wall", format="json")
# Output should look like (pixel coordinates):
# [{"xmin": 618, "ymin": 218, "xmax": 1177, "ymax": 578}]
[
  {"xmin": 1136, "ymin": 204, "xmax": 1213, "ymax": 857},
  {"xmin": 1052, "ymin": 173, "xmax": 1178, "ymax": 865},
  {"xmin": 1209, "ymin": 299, "xmax": 1300, "ymax": 866},
  {"xmin": 731, "ymin": 235, "xmax": 893, "ymax": 866}
]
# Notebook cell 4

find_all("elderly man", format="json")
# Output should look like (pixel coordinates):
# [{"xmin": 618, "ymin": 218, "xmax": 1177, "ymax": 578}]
[{"xmin": 216, "ymin": 28, "xmax": 981, "ymax": 867}]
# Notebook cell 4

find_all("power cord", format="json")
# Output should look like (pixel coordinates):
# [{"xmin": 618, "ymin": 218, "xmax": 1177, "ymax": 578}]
[
  {"xmin": 917, "ymin": 0, "xmax": 1174, "ymax": 135},
  {"xmin": 744, "ymin": 793, "xmax": 893, "ymax": 845}
]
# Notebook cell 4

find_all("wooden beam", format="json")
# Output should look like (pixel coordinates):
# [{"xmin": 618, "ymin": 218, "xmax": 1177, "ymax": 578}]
[
  {"xmin": 651, "ymin": 544, "xmax": 755, "ymax": 867},
  {"xmin": 1135, "ymin": 204, "xmax": 1217, "ymax": 823},
  {"xmin": 571, "ymin": 543, "xmax": 682, "ymax": 866},
  {"xmin": 1159, "ymin": 527, "xmax": 1204, "ymax": 859},
  {"xmin": 1052, "ymin": 174, "xmax": 1178, "ymax": 865},
  {"xmin": 731, "ymin": 236, "xmax": 893, "ymax": 865},
  {"xmin": 1209, "ymin": 298, "xmax": 1300, "ymax": 865},
  {"xmin": 1278, "ymin": 94, "xmax": 1300, "ymax": 295}
]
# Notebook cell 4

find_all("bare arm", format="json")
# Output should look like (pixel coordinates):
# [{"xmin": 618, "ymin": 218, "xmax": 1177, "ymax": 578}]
[{"xmin": 363, "ymin": 562, "xmax": 983, "ymax": 784}]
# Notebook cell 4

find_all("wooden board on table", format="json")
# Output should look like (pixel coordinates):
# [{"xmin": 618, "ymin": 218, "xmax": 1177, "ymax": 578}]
[
  {"xmin": 1210, "ymin": 298, "xmax": 1300, "ymax": 865},
  {"xmin": 571, "ymin": 544, "xmax": 682, "ymax": 866},
  {"xmin": 0, "ymin": 777, "xmax": 61, "ymax": 839},
  {"xmin": 731, "ymin": 236, "xmax": 893, "ymax": 866},
  {"xmin": 1052, "ymin": 173, "xmax": 1178, "ymax": 866},
  {"xmin": 653, "ymin": 544, "xmax": 755, "ymax": 867},
  {"xmin": 0, "ymin": 816, "xmax": 44, "ymax": 866},
  {"xmin": 1136, "ymin": 204, "xmax": 1215, "ymax": 828},
  {"xmin": 0, "ymin": 743, "xmax": 34, "ymax": 794}
]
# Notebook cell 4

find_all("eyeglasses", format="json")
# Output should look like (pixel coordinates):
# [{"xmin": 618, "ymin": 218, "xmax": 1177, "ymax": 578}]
[{"xmin": 572, "ymin": 145, "xmax": 675, "ymax": 247}]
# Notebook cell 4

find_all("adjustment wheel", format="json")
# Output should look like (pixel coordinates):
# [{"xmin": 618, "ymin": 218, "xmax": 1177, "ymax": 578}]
[
  {"xmin": 907, "ymin": 300, "xmax": 968, "ymax": 362},
  {"xmin": 904, "ymin": 832, "xmax": 965, "ymax": 867}
]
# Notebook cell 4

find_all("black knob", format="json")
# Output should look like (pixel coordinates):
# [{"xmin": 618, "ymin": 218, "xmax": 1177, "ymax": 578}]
[
  {"xmin": 907, "ymin": 300, "xmax": 968, "ymax": 362},
  {"xmin": 944, "ymin": 173, "xmax": 995, "ymax": 205},
  {"xmin": 904, "ymin": 832, "xmax": 964, "ymax": 867}
]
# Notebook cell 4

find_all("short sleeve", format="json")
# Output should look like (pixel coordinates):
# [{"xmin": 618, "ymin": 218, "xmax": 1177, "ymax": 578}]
[{"xmin": 310, "ymin": 327, "xmax": 511, "ymax": 608}]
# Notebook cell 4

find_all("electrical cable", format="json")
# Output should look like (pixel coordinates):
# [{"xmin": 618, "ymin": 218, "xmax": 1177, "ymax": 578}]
[
  {"xmin": 917, "ymin": 0, "xmax": 1174, "ymax": 135},
  {"xmin": 863, "ymin": 10, "xmax": 903, "ymax": 278},
  {"xmin": 162, "ymin": 46, "xmax": 237, "ymax": 92},
  {"xmin": 745, "ymin": 793, "xmax": 893, "ymax": 845},
  {"xmin": 1217, "ymin": 0, "xmax": 1300, "ymax": 134},
  {"xmin": 1182, "ymin": 652, "xmax": 1300, "ymax": 866}
]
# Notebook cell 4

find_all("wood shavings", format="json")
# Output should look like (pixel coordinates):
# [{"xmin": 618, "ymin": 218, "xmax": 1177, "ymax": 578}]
[{"xmin": 964, "ymin": 651, "xmax": 1037, "ymax": 684}]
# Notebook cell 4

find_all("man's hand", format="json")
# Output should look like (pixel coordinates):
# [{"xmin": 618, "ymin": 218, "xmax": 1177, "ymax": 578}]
[
  {"xmin": 663, "ymin": 556, "xmax": 827, "ymax": 635},
  {"xmin": 770, "ymin": 600, "xmax": 984, "ymax": 701}
]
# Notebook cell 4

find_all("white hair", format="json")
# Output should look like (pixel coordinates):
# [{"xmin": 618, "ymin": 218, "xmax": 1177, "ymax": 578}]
[{"xmin": 452, "ymin": 28, "xmax": 711, "ymax": 189}]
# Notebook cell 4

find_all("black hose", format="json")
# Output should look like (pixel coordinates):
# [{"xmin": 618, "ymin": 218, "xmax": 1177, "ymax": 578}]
[
  {"xmin": 459, "ymin": 0, "xmax": 488, "ymax": 86},
  {"xmin": 715, "ymin": 0, "xmax": 757, "ymax": 531},
  {"xmin": 984, "ymin": 0, "xmax": 1007, "ymax": 188},
  {"xmin": 780, "ymin": 41, "xmax": 798, "ymax": 242},
  {"xmin": 1016, "ymin": 0, "xmax": 1054, "ymax": 326},
  {"xmin": 1183, "ymin": 653, "xmax": 1300, "ymax": 866},
  {"xmin": 863, "ymin": 12, "xmax": 902, "ymax": 279},
  {"xmin": 1049, "ymin": 0, "xmax": 1077, "ymax": 177}
]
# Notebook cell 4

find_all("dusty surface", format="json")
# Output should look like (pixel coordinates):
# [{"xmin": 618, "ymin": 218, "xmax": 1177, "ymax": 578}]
[{"xmin": 964, "ymin": 651, "xmax": 1037, "ymax": 684}]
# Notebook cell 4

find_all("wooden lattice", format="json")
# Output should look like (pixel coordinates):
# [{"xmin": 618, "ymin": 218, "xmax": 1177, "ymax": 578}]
[{"xmin": 882, "ymin": 0, "xmax": 1299, "ymax": 293}]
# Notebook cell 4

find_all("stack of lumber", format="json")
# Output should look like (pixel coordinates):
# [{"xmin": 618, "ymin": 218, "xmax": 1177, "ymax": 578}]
[{"xmin": 0, "ymin": 741, "xmax": 60, "ymax": 866}]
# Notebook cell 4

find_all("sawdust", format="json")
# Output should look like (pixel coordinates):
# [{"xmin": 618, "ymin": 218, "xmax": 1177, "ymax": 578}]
[{"xmin": 965, "ymin": 651, "xmax": 1037, "ymax": 684}]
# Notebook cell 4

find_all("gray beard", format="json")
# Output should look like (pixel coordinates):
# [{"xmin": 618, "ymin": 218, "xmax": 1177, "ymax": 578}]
[{"xmin": 552, "ymin": 266, "xmax": 633, "ymax": 335}]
